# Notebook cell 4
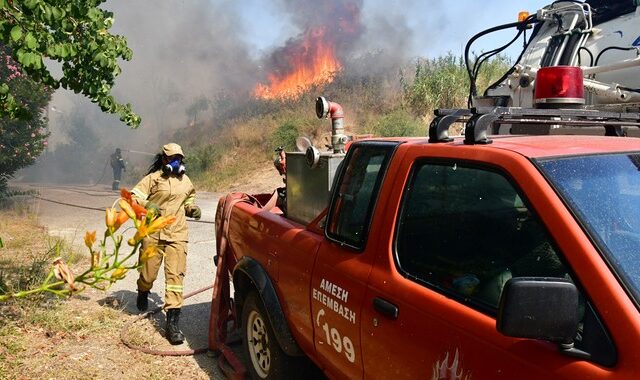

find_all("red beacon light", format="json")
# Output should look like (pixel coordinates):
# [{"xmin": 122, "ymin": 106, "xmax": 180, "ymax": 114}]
[{"xmin": 534, "ymin": 66, "xmax": 585, "ymax": 108}]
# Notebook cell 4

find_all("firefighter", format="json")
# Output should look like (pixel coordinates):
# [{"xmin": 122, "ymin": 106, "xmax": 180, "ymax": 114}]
[
  {"xmin": 110, "ymin": 148, "xmax": 126, "ymax": 190},
  {"xmin": 130, "ymin": 143, "xmax": 202, "ymax": 345}
]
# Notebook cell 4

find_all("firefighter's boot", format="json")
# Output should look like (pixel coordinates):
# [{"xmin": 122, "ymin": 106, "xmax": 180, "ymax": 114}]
[
  {"xmin": 166, "ymin": 308, "xmax": 184, "ymax": 345},
  {"xmin": 136, "ymin": 290, "xmax": 149, "ymax": 311}
]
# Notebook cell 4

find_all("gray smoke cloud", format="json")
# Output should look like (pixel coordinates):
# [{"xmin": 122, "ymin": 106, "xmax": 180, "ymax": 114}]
[{"xmin": 20, "ymin": 0, "xmax": 440, "ymax": 185}]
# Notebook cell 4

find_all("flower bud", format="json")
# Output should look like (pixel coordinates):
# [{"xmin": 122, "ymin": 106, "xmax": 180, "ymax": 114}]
[{"xmin": 84, "ymin": 230, "xmax": 96, "ymax": 249}]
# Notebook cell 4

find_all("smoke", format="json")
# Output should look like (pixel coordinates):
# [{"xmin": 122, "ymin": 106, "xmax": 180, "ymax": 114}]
[
  {"xmin": 19, "ymin": 0, "xmax": 448, "ymax": 185},
  {"xmin": 273, "ymin": 0, "xmax": 364, "ymax": 55}
]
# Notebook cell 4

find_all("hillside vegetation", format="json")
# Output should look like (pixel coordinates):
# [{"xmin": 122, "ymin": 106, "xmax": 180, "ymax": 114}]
[{"xmin": 180, "ymin": 54, "xmax": 510, "ymax": 191}]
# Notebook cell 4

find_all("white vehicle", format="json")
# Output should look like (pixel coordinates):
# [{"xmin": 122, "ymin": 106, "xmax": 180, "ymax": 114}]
[
  {"xmin": 428, "ymin": 0, "xmax": 640, "ymax": 142},
  {"xmin": 476, "ymin": 0, "xmax": 640, "ymax": 110}
]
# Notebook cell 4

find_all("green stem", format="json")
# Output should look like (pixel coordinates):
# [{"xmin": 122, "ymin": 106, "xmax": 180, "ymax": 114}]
[
  {"xmin": 116, "ymin": 242, "xmax": 141, "ymax": 267},
  {"xmin": 43, "ymin": 268, "xmax": 55, "ymax": 284},
  {"xmin": 110, "ymin": 233, "xmax": 120, "ymax": 263}
]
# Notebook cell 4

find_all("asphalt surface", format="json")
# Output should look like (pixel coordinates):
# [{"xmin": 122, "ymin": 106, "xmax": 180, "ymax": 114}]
[{"xmin": 22, "ymin": 182, "xmax": 229, "ymax": 378}]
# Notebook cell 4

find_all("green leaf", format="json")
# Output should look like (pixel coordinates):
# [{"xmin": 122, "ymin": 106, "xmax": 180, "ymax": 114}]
[
  {"xmin": 43, "ymin": 4, "xmax": 53, "ymax": 22},
  {"xmin": 51, "ymin": 7, "xmax": 65, "ymax": 21},
  {"xmin": 103, "ymin": 17, "xmax": 114, "ymax": 28},
  {"xmin": 25, "ymin": 33, "xmax": 38, "ymax": 49},
  {"xmin": 33, "ymin": 53, "xmax": 42, "ymax": 69},
  {"xmin": 93, "ymin": 52, "xmax": 105, "ymax": 63},
  {"xmin": 16, "ymin": 48, "xmax": 25, "ymax": 61},
  {"xmin": 10, "ymin": 26, "xmax": 23, "ymax": 42},
  {"xmin": 59, "ymin": 44, "xmax": 69, "ymax": 58},
  {"xmin": 61, "ymin": 19, "xmax": 75, "ymax": 33},
  {"xmin": 23, "ymin": 0, "xmax": 38, "ymax": 10},
  {"xmin": 0, "ymin": 84, "xmax": 9, "ymax": 95},
  {"xmin": 87, "ymin": 8, "xmax": 102, "ymax": 22},
  {"xmin": 46, "ymin": 45, "xmax": 57, "ymax": 57}
]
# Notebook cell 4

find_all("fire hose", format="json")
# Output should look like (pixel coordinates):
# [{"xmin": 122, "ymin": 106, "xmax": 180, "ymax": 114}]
[
  {"xmin": 119, "ymin": 284, "xmax": 217, "ymax": 356},
  {"xmin": 32, "ymin": 194, "xmax": 216, "ymax": 224}
]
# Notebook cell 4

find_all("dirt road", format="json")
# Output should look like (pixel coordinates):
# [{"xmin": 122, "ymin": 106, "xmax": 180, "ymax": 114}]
[{"xmin": 24, "ymin": 182, "xmax": 229, "ymax": 378}]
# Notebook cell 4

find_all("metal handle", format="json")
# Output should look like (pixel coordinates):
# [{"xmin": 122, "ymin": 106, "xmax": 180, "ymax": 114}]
[{"xmin": 373, "ymin": 297, "xmax": 399, "ymax": 320}]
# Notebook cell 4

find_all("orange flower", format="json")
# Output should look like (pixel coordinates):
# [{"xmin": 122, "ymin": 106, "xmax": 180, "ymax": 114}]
[
  {"xmin": 118, "ymin": 199, "xmax": 137, "ymax": 219},
  {"xmin": 146, "ymin": 215, "xmax": 177, "ymax": 235},
  {"xmin": 114, "ymin": 210, "xmax": 130, "ymax": 230},
  {"xmin": 128, "ymin": 223, "xmax": 148, "ymax": 246},
  {"xmin": 84, "ymin": 230, "xmax": 96, "ymax": 249},
  {"xmin": 53, "ymin": 257, "xmax": 77, "ymax": 291},
  {"xmin": 120, "ymin": 188, "xmax": 133, "ymax": 202},
  {"xmin": 140, "ymin": 245, "xmax": 159, "ymax": 263},
  {"xmin": 121, "ymin": 188, "xmax": 147, "ymax": 219},
  {"xmin": 119, "ymin": 198, "xmax": 146, "ymax": 220},
  {"xmin": 111, "ymin": 267, "xmax": 127, "ymax": 280},
  {"xmin": 131, "ymin": 202, "xmax": 147, "ymax": 219},
  {"xmin": 105, "ymin": 208, "xmax": 117, "ymax": 229}
]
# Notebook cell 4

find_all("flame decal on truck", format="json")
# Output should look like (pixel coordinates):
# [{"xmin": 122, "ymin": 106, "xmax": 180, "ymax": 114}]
[
  {"xmin": 633, "ymin": 35, "xmax": 640, "ymax": 46},
  {"xmin": 431, "ymin": 349, "xmax": 471, "ymax": 380}
]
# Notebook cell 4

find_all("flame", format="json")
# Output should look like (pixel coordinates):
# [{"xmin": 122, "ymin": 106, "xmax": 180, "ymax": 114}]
[{"xmin": 254, "ymin": 27, "xmax": 342, "ymax": 100}]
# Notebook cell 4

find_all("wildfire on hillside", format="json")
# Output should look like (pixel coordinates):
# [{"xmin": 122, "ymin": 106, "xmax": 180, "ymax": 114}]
[
  {"xmin": 255, "ymin": 27, "xmax": 341, "ymax": 100},
  {"xmin": 254, "ymin": 0, "xmax": 362, "ymax": 100}
]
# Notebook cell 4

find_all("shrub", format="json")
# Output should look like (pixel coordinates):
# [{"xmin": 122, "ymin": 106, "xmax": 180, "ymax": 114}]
[
  {"xmin": 269, "ymin": 121, "xmax": 299, "ymax": 152},
  {"xmin": 0, "ymin": 45, "xmax": 52, "ymax": 195},
  {"xmin": 185, "ymin": 144, "xmax": 225, "ymax": 178},
  {"xmin": 370, "ymin": 109, "xmax": 423, "ymax": 137},
  {"xmin": 401, "ymin": 53, "xmax": 511, "ymax": 118}
]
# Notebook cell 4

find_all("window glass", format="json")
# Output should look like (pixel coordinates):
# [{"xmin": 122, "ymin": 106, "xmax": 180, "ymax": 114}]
[
  {"xmin": 327, "ymin": 143, "xmax": 394, "ymax": 249},
  {"xmin": 538, "ymin": 153, "xmax": 640, "ymax": 304},
  {"xmin": 396, "ymin": 162, "xmax": 567, "ymax": 309}
]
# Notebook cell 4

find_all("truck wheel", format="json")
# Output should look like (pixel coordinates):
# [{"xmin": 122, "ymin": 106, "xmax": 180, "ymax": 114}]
[{"xmin": 242, "ymin": 291, "xmax": 294, "ymax": 379}]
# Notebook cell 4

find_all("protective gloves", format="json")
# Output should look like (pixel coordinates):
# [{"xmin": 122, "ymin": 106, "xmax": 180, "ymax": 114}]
[
  {"xmin": 189, "ymin": 205, "xmax": 202, "ymax": 220},
  {"xmin": 145, "ymin": 202, "xmax": 161, "ymax": 216}
]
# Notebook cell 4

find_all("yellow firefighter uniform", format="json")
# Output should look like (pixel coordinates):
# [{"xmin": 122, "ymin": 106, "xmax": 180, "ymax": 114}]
[{"xmin": 131, "ymin": 150, "xmax": 198, "ymax": 310}]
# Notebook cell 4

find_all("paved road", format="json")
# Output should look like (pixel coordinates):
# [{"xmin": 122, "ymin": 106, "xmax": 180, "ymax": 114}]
[{"xmin": 23, "ymin": 182, "xmax": 229, "ymax": 378}]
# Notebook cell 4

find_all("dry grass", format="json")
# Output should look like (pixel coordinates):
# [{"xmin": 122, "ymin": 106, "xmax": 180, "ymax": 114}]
[{"xmin": 0, "ymin": 206, "xmax": 220, "ymax": 380}]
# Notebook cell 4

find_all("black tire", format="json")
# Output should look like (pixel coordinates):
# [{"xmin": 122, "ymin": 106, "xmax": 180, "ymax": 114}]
[{"xmin": 242, "ymin": 291, "xmax": 297, "ymax": 379}]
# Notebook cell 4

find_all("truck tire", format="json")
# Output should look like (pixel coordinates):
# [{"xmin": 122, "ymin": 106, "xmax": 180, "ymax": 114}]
[{"xmin": 242, "ymin": 291, "xmax": 298, "ymax": 379}]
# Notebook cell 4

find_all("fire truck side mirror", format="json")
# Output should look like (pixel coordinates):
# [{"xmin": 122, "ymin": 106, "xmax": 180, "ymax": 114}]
[{"xmin": 497, "ymin": 277, "xmax": 579, "ymax": 343}]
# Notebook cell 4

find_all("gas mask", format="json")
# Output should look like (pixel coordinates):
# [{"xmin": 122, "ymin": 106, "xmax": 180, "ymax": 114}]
[{"xmin": 163, "ymin": 158, "xmax": 186, "ymax": 175}]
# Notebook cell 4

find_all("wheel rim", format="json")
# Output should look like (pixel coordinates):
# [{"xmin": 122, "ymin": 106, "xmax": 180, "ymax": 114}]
[{"xmin": 246, "ymin": 309, "xmax": 271, "ymax": 378}]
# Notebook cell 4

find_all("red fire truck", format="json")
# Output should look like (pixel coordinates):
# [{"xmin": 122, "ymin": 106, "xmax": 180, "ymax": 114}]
[{"xmin": 209, "ymin": 1, "xmax": 640, "ymax": 379}]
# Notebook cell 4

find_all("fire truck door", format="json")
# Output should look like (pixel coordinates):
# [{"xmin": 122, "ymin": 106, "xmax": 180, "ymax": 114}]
[{"xmin": 311, "ymin": 142, "xmax": 397, "ymax": 379}]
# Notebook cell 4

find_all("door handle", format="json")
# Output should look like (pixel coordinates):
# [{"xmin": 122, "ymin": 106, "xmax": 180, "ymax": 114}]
[{"xmin": 373, "ymin": 297, "xmax": 399, "ymax": 320}]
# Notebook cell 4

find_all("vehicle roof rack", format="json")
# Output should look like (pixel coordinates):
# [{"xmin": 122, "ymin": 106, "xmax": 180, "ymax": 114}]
[{"xmin": 429, "ymin": 107, "xmax": 640, "ymax": 145}]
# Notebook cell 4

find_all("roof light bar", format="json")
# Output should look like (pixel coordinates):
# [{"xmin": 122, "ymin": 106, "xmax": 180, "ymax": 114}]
[{"xmin": 534, "ymin": 66, "xmax": 585, "ymax": 107}]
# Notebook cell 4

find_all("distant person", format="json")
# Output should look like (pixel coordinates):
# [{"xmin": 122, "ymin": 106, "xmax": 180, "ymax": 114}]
[
  {"xmin": 110, "ymin": 148, "xmax": 126, "ymax": 190},
  {"xmin": 130, "ymin": 142, "xmax": 201, "ymax": 345}
]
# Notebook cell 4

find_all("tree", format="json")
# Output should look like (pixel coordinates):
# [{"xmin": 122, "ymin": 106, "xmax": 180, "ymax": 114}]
[
  {"xmin": 0, "ymin": 43, "xmax": 51, "ymax": 194},
  {"xmin": 185, "ymin": 96, "xmax": 209, "ymax": 126},
  {"xmin": 0, "ymin": 0, "xmax": 140, "ymax": 127}
]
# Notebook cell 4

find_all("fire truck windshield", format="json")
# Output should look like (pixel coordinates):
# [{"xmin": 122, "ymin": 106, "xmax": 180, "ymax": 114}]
[{"xmin": 538, "ymin": 152, "xmax": 640, "ymax": 306}]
